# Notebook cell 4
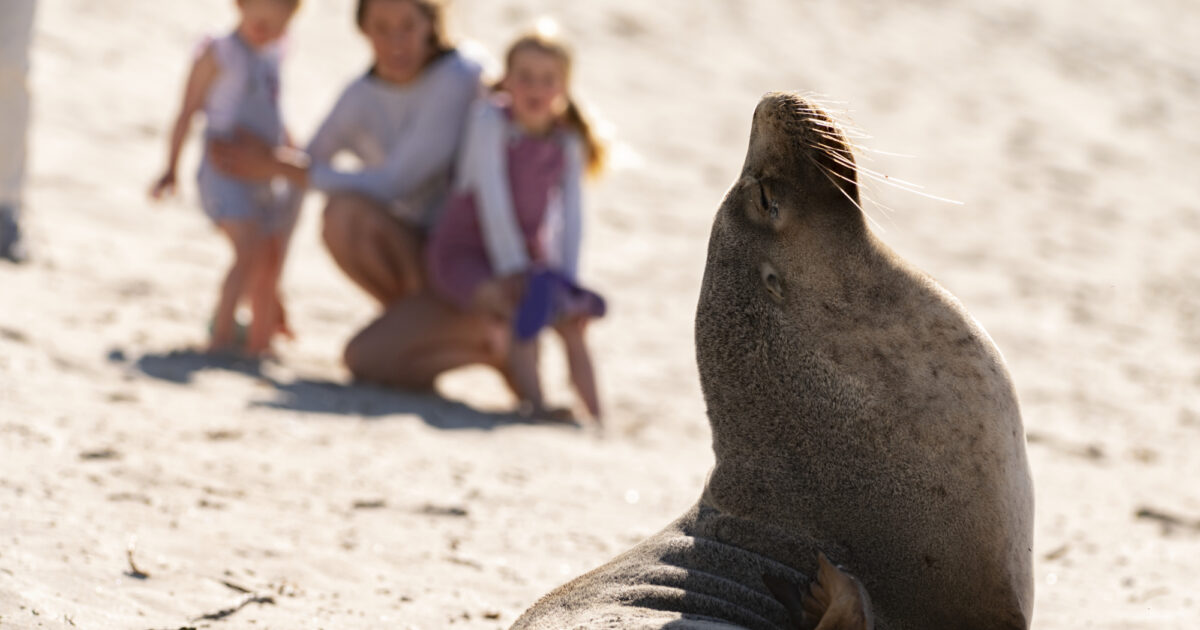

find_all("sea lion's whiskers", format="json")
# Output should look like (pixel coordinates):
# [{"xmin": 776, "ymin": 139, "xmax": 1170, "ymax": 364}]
[
  {"xmin": 853, "ymin": 169, "xmax": 964, "ymax": 205},
  {"xmin": 816, "ymin": 154, "xmax": 943, "ymax": 198},
  {"xmin": 810, "ymin": 146, "xmax": 861, "ymax": 173},
  {"xmin": 816, "ymin": 159, "xmax": 858, "ymax": 187},
  {"xmin": 853, "ymin": 170, "xmax": 962, "ymax": 205},
  {"xmin": 879, "ymin": 185, "xmax": 964, "ymax": 205},
  {"xmin": 807, "ymin": 155, "xmax": 887, "ymax": 234},
  {"xmin": 855, "ymin": 167, "xmax": 923, "ymax": 189},
  {"xmin": 856, "ymin": 179, "xmax": 903, "ymax": 232},
  {"xmin": 810, "ymin": 142, "xmax": 855, "ymax": 160},
  {"xmin": 814, "ymin": 154, "xmax": 897, "ymax": 220},
  {"xmin": 804, "ymin": 140, "xmax": 897, "ymax": 230},
  {"xmin": 812, "ymin": 126, "xmax": 872, "ymax": 141},
  {"xmin": 817, "ymin": 137, "xmax": 915, "ymax": 160},
  {"xmin": 806, "ymin": 119, "xmax": 872, "ymax": 140},
  {"xmin": 852, "ymin": 146, "xmax": 916, "ymax": 159},
  {"xmin": 796, "ymin": 94, "xmax": 856, "ymax": 115},
  {"xmin": 803, "ymin": 117, "xmax": 854, "ymax": 130},
  {"xmin": 809, "ymin": 137, "xmax": 960, "ymax": 206}
]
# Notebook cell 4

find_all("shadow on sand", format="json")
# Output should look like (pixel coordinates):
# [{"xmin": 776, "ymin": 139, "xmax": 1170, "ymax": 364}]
[
  {"xmin": 117, "ymin": 347, "xmax": 556, "ymax": 432},
  {"xmin": 256, "ymin": 377, "xmax": 535, "ymax": 431},
  {"xmin": 124, "ymin": 347, "xmax": 265, "ymax": 384}
]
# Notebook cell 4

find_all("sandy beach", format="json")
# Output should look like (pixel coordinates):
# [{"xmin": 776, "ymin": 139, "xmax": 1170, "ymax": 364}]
[{"xmin": 2, "ymin": 0, "xmax": 1199, "ymax": 628}]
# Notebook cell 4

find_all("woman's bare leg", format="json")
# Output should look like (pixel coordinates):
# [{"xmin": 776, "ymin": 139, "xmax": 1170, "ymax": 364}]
[
  {"xmin": 557, "ymin": 317, "xmax": 602, "ymax": 421},
  {"xmin": 343, "ymin": 294, "xmax": 506, "ymax": 390},
  {"xmin": 322, "ymin": 193, "xmax": 423, "ymax": 306}
]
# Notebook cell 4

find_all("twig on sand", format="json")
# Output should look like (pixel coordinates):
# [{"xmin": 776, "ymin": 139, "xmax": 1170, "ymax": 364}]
[
  {"xmin": 126, "ymin": 539, "xmax": 150, "ymax": 579},
  {"xmin": 219, "ymin": 579, "xmax": 254, "ymax": 594},
  {"xmin": 190, "ymin": 594, "xmax": 276, "ymax": 622},
  {"xmin": 1136, "ymin": 507, "xmax": 1200, "ymax": 534},
  {"xmin": 418, "ymin": 503, "xmax": 469, "ymax": 517},
  {"xmin": 80, "ymin": 448, "xmax": 121, "ymax": 461},
  {"xmin": 190, "ymin": 578, "xmax": 276, "ymax": 621},
  {"xmin": 143, "ymin": 579, "xmax": 275, "ymax": 630}
]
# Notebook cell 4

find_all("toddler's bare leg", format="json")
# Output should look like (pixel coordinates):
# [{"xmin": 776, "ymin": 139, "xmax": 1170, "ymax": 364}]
[
  {"xmin": 210, "ymin": 220, "xmax": 259, "ymax": 353},
  {"xmin": 245, "ymin": 234, "xmax": 283, "ymax": 355}
]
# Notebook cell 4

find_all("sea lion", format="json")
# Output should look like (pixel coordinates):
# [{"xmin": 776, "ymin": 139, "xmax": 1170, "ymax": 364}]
[{"xmin": 510, "ymin": 92, "xmax": 1034, "ymax": 630}]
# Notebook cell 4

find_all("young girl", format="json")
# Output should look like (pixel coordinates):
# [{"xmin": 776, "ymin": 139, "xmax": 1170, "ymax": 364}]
[
  {"xmin": 150, "ymin": 0, "xmax": 302, "ymax": 356},
  {"xmin": 427, "ymin": 31, "xmax": 607, "ymax": 422}
]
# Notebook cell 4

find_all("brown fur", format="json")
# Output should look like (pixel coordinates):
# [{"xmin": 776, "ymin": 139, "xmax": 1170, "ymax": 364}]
[{"xmin": 511, "ymin": 92, "xmax": 1034, "ymax": 630}]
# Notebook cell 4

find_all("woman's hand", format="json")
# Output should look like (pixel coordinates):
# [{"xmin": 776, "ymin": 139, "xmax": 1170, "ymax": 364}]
[
  {"xmin": 149, "ymin": 170, "xmax": 177, "ymax": 200},
  {"xmin": 209, "ymin": 129, "xmax": 280, "ymax": 181}
]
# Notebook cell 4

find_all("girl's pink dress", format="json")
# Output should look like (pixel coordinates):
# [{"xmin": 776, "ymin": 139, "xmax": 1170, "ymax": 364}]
[{"xmin": 427, "ymin": 128, "xmax": 566, "ymax": 309}]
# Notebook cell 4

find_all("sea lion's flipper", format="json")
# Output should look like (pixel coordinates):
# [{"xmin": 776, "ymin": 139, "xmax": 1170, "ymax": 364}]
[
  {"xmin": 762, "ymin": 572, "xmax": 821, "ymax": 629},
  {"xmin": 802, "ymin": 553, "xmax": 874, "ymax": 630},
  {"xmin": 763, "ymin": 553, "xmax": 875, "ymax": 630}
]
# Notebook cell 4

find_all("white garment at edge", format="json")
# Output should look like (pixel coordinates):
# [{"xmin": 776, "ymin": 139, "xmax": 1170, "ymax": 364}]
[{"xmin": 0, "ymin": 0, "xmax": 37, "ymax": 210}]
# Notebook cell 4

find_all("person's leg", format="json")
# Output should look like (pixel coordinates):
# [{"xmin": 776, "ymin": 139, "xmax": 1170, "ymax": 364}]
[
  {"xmin": 343, "ymin": 294, "xmax": 506, "ymax": 390},
  {"xmin": 321, "ymin": 193, "xmax": 423, "ymax": 305},
  {"xmin": 506, "ymin": 330, "xmax": 575, "ymax": 421},
  {"xmin": 0, "ymin": 0, "xmax": 36, "ymax": 263},
  {"xmin": 268, "ymin": 235, "xmax": 295, "ymax": 341},
  {"xmin": 268, "ymin": 186, "xmax": 302, "ymax": 341},
  {"xmin": 506, "ymin": 338, "xmax": 545, "ymax": 413},
  {"xmin": 244, "ymin": 233, "xmax": 283, "ymax": 355},
  {"xmin": 210, "ymin": 220, "xmax": 259, "ymax": 352},
  {"xmin": 556, "ymin": 316, "xmax": 602, "ymax": 421}
]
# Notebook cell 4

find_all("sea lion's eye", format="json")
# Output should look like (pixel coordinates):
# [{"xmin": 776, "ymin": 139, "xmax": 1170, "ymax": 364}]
[
  {"xmin": 758, "ymin": 182, "xmax": 773, "ymax": 215},
  {"xmin": 758, "ymin": 180, "xmax": 780, "ymax": 223}
]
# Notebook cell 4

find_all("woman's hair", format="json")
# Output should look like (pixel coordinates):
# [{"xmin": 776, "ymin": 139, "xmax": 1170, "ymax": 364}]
[
  {"xmin": 355, "ymin": 0, "xmax": 453, "ymax": 56},
  {"xmin": 503, "ymin": 32, "xmax": 607, "ymax": 178},
  {"xmin": 240, "ymin": 0, "xmax": 302, "ymax": 9}
]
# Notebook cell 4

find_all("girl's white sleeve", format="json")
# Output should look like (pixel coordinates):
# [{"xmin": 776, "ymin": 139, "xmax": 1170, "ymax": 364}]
[
  {"xmin": 557, "ymin": 133, "xmax": 586, "ymax": 281},
  {"xmin": 464, "ymin": 101, "xmax": 530, "ymax": 276}
]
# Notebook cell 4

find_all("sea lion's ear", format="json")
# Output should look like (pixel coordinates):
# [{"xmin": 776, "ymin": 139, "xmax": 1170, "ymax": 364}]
[{"xmin": 760, "ymin": 262, "xmax": 784, "ymax": 303}]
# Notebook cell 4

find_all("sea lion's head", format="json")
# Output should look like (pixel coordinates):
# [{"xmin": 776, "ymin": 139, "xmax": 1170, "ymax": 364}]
[{"xmin": 695, "ymin": 92, "xmax": 873, "ymax": 455}]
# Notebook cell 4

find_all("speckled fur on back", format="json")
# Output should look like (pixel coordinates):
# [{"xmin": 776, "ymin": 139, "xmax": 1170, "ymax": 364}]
[{"xmin": 511, "ymin": 93, "xmax": 1034, "ymax": 630}]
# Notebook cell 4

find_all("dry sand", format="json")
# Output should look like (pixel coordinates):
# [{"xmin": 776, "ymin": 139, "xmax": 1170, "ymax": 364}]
[{"xmin": 2, "ymin": 0, "xmax": 1199, "ymax": 628}]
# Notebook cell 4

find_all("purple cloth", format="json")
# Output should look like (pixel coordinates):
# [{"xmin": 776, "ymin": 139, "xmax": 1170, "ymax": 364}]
[{"xmin": 513, "ymin": 269, "xmax": 607, "ymax": 341}]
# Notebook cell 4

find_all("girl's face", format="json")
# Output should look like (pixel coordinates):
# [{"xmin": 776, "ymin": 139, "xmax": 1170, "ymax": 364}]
[
  {"xmin": 504, "ymin": 49, "xmax": 568, "ymax": 133},
  {"xmin": 237, "ymin": 0, "xmax": 296, "ymax": 47},
  {"xmin": 362, "ymin": 0, "xmax": 435, "ymax": 84}
]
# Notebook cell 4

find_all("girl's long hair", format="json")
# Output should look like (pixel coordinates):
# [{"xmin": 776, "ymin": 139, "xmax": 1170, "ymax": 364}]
[{"xmin": 502, "ymin": 32, "xmax": 607, "ymax": 178}]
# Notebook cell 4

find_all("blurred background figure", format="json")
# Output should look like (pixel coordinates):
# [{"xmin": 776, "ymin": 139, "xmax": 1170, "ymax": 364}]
[
  {"xmin": 423, "ymin": 30, "xmax": 607, "ymax": 422},
  {"xmin": 0, "ymin": 0, "xmax": 37, "ymax": 264},
  {"xmin": 149, "ymin": 0, "xmax": 303, "ymax": 357}
]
